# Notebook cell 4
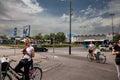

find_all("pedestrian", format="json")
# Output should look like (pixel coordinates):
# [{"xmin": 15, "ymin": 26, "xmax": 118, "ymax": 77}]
[
  {"xmin": 112, "ymin": 39, "xmax": 120, "ymax": 80},
  {"xmin": 14, "ymin": 38, "xmax": 35, "ymax": 80}
]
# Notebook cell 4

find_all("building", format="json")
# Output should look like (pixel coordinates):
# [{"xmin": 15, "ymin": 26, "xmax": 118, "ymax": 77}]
[{"xmin": 66, "ymin": 34, "xmax": 106, "ymax": 43}]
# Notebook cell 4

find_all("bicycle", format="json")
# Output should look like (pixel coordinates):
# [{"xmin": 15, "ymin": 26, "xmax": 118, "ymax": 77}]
[
  {"xmin": 87, "ymin": 52, "xmax": 106, "ymax": 64},
  {"xmin": 1, "ymin": 59, "xmax": 42, "ymax": 80}
]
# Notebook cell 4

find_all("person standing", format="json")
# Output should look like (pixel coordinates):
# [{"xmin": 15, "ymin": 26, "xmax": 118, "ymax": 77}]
[
  {"xmin": 14, "ymin": 38, "xmax": 35, "ymax": 80},
  {"xmin": 112, "ymin": 39, "xmax": 120, "ymax": 80}
]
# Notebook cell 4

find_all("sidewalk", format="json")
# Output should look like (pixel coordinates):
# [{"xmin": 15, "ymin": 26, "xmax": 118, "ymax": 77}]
[
  {"xmin": 0, "ymin": 46, "xmax": 61, "ymax": 72},
  {"xmin": 10, "ymin": 53, "xmax": 61, "ymax": 72}
]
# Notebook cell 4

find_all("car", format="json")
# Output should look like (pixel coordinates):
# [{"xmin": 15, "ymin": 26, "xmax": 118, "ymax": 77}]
[
  {"xmin": 32, "ymin": 44, "xmax": 48, "ymax": 52},
  {"xmin": 100, "ymin": 45, "xmax": 112, "ymax": 51}
]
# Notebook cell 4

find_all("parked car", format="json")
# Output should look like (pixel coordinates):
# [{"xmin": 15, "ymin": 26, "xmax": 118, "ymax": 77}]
[{"xmin": 32, "ymin": 44, "xmax": 48, "ymax": 52}]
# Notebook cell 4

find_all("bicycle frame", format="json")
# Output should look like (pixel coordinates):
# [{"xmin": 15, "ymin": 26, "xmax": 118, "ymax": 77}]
[
  {"xmin": 87, "ymin": 52, "xmax": 106, "ymax": 64},
  {"xmin": 2, "ymin": 62, "xmax": 24, "ymax": 80},
  {"xmin": 2, "ymin": 58, "xmax": 43, "ymax": 80}
]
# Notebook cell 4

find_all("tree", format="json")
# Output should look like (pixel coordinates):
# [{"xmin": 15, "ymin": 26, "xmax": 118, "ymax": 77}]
[
  {"xmin": 50, "ymin": 33, "xmax": 56, "ymax": 38},
  {"xmin": 44, "ymin": 34, "xmax": 50, "ymax": 40},
  {"xmin": 56, "ymin": 32, "xmax": 66, "ymax": 43},
  {"xmin": 113, "ymin": 34, "xmax": 120, "ymax": 43},
  {"xmin": 32, "ymin": 33, "xmax": 43, "ymax": 40},
  {"xmin": 0, "ymin": 35, "xmax": 7, "ymax": 39}
]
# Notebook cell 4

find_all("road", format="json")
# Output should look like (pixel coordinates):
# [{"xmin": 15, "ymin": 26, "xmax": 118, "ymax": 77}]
[
  {"xmin": 0, "ymin": 46, "xmax": 117, "ymax": 80},
  {"xmin": 39, "ymin": 47, "xmax": 117, "ymax": 80}
]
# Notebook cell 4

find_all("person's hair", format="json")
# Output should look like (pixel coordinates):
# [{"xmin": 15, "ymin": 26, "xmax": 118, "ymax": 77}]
[
  {"xmin": 117, "ymin": 39, "xmax": 120, "ymax": 43},
  {"xmin": 24, "ymin": 38, "xmax": 31, "ymax": 43}
]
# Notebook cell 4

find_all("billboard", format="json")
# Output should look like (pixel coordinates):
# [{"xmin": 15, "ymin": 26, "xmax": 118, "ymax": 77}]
[{"xmin": 23, "ymin": 25, "xmax": 30, "ymax": 37}]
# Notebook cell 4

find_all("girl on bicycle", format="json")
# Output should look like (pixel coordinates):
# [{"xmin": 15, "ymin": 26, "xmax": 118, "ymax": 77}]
[{"xmin": 14, "ymin": 38, "xmax": 35, "ymax": 80}]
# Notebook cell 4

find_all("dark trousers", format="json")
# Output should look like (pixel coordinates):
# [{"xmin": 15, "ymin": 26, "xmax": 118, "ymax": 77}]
[
  {"xmin": 89, "ymin": 49, "xmax": 93, "ymax": 54},
  {"xmin": 14, "ymin": 59, "xmax": 33, "ymax": 80}
]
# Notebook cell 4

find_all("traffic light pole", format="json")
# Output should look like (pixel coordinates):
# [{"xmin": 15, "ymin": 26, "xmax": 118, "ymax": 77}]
[{"xmin": 69, "ymin": 0, "xmax": 72, "ymax": 55}]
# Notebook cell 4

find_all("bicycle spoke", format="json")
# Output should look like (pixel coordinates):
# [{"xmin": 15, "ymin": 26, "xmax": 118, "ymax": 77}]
[
  {"xmin": 1, "ymin": 72, "xmax": 12, "ymax": 80},
  {"xmin": 30, "ymin": 67, "xmax": 42, "ymax": 80}
]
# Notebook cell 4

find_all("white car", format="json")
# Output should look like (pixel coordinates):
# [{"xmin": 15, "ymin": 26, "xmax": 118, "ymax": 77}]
[{"xmin": 100, "ymin": 45, "xmax": 112, "ymax": 51}]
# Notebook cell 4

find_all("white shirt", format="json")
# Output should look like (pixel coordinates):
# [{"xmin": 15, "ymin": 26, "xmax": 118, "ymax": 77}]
[
  {"xmin": 93, "ymin": 49, "xmax": 101, "ymax": 54},
  {"xmin": 0, "ymin": 57, "xmax": 10, "ymax": 63},
  {"xmin": 23, "ymin": 45, "xmax": 34, "ymax": 61}
]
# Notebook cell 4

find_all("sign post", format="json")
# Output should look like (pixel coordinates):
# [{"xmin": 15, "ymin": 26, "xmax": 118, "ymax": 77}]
[{"xmin": 13, "ymin": 27, "xmax": 17, "ymax": 55}]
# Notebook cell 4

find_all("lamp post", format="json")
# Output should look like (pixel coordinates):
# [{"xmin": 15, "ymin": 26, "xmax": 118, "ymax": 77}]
[
  {"xmin": 110, "ymin": 13, "xmax": 115, "ymax": 41},
  {"xmin": 69, "ymin": 0, "xmax": 72, "ymax": 55}
]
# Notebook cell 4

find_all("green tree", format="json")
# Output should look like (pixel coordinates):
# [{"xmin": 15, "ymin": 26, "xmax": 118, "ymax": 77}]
[
  {"xmin": 44, "ymin": 34, "xmax": 50, "ymax": 40},
  {"xmin": 0, "ymin": 35, "xmax": 8, "ymax": 39},
  {"xmin": 56, "ymin": 32, "xmax": 66, "ymax": 43},
  {"xmin": 32, "ymin": 33, "xmax": 43, "ymax": 40},
  {"xmin": 50, "ymin": 33, "xmax": 56, "ymax": 38},
  {"xmin": 113, "ymin": 34, "xmax": 120, "ymax": 43}
]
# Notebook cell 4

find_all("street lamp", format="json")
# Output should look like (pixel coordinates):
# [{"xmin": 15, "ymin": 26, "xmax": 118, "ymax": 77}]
[
  {"xmin": 110, "ymin": 13, "xmax": 115, "ymax": 41},
  {"xmin": 69, "ymin": 0, "xmax": 72, "ymax": 55}
]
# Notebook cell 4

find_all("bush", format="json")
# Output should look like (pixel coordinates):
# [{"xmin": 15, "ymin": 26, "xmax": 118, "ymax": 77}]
[{"xmin": 41, "ymin": 43, "xmax": 82, "ymax": 47}]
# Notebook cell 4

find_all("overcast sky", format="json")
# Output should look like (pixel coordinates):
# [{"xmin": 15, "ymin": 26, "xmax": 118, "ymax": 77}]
[{"xmin": 0, "ymin": 0, "xmax": 120, "ymax": 37}]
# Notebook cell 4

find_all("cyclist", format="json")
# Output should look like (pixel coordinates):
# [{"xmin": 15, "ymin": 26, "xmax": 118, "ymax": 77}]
[
  {"xmin": 93, "ymin": 42, "xmax": 101, "ymax": 60},
  {"xmin": 14, "ymin": 38, "xmax": 35, "ymax": 80},
  {"xmin": 88, "ymin": 41, "xmax": 95, "ymax": 54}
]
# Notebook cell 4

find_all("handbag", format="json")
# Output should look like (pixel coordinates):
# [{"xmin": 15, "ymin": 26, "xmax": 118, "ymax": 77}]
[{"xmin": 115, "ymin": 58, "xmax": 120, "ymax": 65}]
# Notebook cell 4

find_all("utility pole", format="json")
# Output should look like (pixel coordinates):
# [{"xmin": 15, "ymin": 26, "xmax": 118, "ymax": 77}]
[
  {"xmin": 110, "ymin": 13, "xmax": 115, "ymax": 41},
  {"xmin": 69, "ymin": 0, "xmax": 72, "ymax": 55}
]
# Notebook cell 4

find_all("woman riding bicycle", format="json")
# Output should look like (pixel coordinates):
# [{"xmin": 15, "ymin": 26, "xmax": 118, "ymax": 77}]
[{"xmin": 14, "ymin": 38, "xmax": 35, "ymax": 80}]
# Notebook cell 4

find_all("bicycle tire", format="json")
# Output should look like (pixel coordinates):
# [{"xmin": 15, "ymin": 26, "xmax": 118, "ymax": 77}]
[
  {"xmin": 87, "ymin": 53, "xmax": 93, "ymax": 61},
  {"xmin": 99, "ymin": 54, "xmax": 106, "ymax": 64},
  {"xmin": 1, "ymin": 71, "xmax": 12, "ymax": 80},
  {"xmin": 29, "ymin": 66, "xmax": 42, "ymax": 80}
]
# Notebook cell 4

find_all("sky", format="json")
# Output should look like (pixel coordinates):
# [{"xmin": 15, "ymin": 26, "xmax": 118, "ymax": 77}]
[{"xmin": 0, "ymin": 0, "xmax": 120, "ymax": 37}]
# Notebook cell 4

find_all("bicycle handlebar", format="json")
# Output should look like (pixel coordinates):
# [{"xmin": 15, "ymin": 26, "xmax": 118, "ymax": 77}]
[{"xmin": 9, "ymin": 59, "xmax": 17, "ymax": 63}]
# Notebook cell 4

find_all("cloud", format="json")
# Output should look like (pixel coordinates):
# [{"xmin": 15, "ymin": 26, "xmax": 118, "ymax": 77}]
[
  {"xmin": 0, "ymin": 0, "xmax": 44, "ymax": 34},
  {"xmin": 0, "ymin": 0, "xmax": 120, "ymax": 37},
  {"xmin": 21, "ymin": 0, "xmax": 44, "ymax": 14},
  {"xmin": 60, "ymin": 0, "xmax": 65, "ymax": 1},
  {"xmin": 76, "ymin": 0, "xmax": 120, "ymax": 34},
  {"xmin": 108, "ymin": 0, "xmax": 120, "ymax": 14},
  {"xmin": 60, "ymin": 13, "xmax": 69, "ymax": 22}
]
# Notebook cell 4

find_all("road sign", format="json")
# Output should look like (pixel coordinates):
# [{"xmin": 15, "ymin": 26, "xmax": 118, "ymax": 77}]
[
  {"xmin": 13, "ymin": 27, "xmax": 17, "ymax": 37},
  {"xmin": 67, "ymin": 33, "xmax": 74, "ymax": 38},
  {"xmin": 23, "ymin": 25, "xmax": 30, "ymax": 37}
]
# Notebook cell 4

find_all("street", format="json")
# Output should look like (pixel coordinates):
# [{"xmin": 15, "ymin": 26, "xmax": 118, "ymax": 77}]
[
  {"xmin": 0, "ymin": 46, "xmax": 118, "ymax": 80},
  {"xmin": 39, "ymin": 47, "xmax": 117, "ymax": 80}
]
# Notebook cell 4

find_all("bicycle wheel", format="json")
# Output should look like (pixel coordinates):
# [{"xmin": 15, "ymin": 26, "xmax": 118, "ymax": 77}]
[
  {"xmin": 87, "ymin": 53, "xmax": 94, "ymax": 61},
  {"xmin": 1, "ymin": 71, "xmax": 12, "ymax": 80},
  {"xmin": 29, "ymin": 66, "xmax": 42, "ymax": 80},
  {"xmin": 99, "ymin": 54, "xmax": 106, "ymax": 64}
]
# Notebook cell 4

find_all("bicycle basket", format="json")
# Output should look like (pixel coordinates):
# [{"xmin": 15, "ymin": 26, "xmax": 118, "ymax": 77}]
[{"xmin": 1, "ymin": 62, "xmax": 9, "ymax": 71}]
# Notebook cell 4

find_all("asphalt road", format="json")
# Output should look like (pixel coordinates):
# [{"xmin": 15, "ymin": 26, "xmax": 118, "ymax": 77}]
[
  {"xmin": 0, "ymin": 46, "xmax": 117, "ymax": 80},
  {"xmin": 39, "ymin": 47, "xmax": 117, "ymax": 80}
]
